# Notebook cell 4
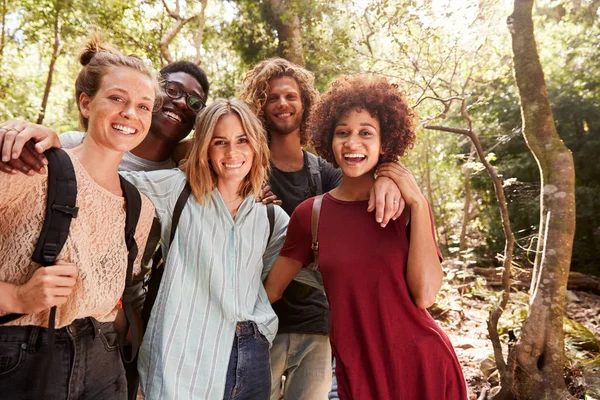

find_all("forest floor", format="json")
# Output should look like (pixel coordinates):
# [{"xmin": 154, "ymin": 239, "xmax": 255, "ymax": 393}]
[{"xmin": 436, "ymin": 260, "xmax": 600, "ymax": 399}]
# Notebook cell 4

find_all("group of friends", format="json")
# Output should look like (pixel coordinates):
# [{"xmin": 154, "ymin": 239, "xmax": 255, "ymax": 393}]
[{"xmin": 0, "ymin": 37, "xmax": 468, "ymax": 400}]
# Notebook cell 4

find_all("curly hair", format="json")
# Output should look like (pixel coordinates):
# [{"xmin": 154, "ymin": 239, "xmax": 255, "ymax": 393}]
[
  {"xmin": 310, "ymin": 75, "xmax": 416, "ymax": 167},
  {"xmin": 239, "ymin": 58, "xmax": 318, "ymax": 146}
]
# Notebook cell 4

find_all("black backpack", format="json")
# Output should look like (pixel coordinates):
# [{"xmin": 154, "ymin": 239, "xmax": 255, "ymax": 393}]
[{"xmin": 0, "ymin": 148, "xmax": 143, "ymax": 394}]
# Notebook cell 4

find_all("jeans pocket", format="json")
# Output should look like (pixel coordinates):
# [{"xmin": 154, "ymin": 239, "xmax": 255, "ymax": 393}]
[
  {"xmin": 0, "ymin": 342, "xmax": 26, "ymax": 377},
  {"xmin": 257, "ymin": 333, "xmax": 270, "ymax": 346},
  {"xmin": 97, "ymin": 322, "xmax": 120, "ymax": 352}
]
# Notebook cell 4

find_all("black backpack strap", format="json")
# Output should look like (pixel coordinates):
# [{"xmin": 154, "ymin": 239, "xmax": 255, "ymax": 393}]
[
  {"xmin": 141, "ymin": 182, "xmax": 191, "ymax": 330},
  {"xmin": 169, "ymin": 183, "xmax": 192, "ymax": 245},
  {"xmin": 266, "ymin": 203, "xmax": 275, "ymax": 244},
  {"xmin": 0, "ymin": 148, "xmax": 77, "ymax": 327},
  {"xmin": 0, "ymin": 148, "xmax": 78, "ymax": 398},
  {"xmin": 118, "ymin": 175, "xmax": 142, "ymax": 363}
]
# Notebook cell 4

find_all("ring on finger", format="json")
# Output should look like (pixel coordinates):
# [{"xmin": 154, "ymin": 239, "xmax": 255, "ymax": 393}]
[{"xmin": 393, "ymin": 199, "xmax": 399, "ymax": 205}]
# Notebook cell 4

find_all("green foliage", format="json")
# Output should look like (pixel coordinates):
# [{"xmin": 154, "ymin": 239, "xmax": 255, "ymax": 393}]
[{"xmin": 1, "ymin": 0, "xmax": 598, "ymax": 276}]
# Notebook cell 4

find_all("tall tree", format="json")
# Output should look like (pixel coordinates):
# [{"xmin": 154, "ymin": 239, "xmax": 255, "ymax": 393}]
[
  {"xmin": 264, "ymin": 0, "xmax": 304, "ymax": 65},
  {"xmin": 0, "ymin": 0, "xmax": 6, "ymax": 66},
  {"xmin": 159, "ymin": 0, "xmax": 208, "ymax": 65},
  {"xmin": 499, "ymin": 0, "xmax": 577, "ymax": 398},
  {"xmin": 37, "ymin": 0, "xmax": 62, "ymax": 124}
]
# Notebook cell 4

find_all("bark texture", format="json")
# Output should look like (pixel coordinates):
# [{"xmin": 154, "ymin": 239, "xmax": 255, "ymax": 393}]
[
  {"xmin": 37, "ymin": 4, "xmax": 61, "ymax": 125},
  {"xmin": 0, "ymin": 0, "xmax": 6, "ymax": 66},
  {"xmin": 507, "ymin": 0, "xmax": 577, "ymax": 398},
  {"xmin": 266, "ymin": 0, "xmax": 305, "ymax": 66}
]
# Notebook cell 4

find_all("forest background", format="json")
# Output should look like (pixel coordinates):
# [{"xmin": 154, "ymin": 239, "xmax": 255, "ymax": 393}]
[{"xmin": 1, "ymin": 0, "xmax": 599, "ymax": 398}]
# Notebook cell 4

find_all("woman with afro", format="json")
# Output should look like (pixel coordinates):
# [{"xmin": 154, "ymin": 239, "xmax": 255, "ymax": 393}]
[{"xmin": 265, "ymin": 75, "xmax": 467, "ymax": 400}]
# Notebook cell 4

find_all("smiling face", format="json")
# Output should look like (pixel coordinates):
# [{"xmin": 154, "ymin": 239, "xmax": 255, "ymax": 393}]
[
  {"xmin": 208, "ymin": 113, "xmax": 254, "ymax": 188},
  {"xmin": 151, "ymin": 71, "xmax": 205, "ymax": 143},
  {"xmin": 332, "ymin": 108, "xmax": 383, "ymax": 178},
  {"xmin": 79, "ymin": 66, "xmax": 155, "ymax": 153},
  {"xmin": 264, "ymin": 75, "xmax": 304, "ymax": 136}
]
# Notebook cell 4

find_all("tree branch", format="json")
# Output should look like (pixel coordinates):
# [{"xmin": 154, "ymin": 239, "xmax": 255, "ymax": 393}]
[
  {"xmin": 193, "ymin": 0, "xmax": 208, "ymax": 65},
  {"xmin": 423, "ymin": 96, "xmax": 515, "ymax": 387},
  {"xmin": 160, "ymin": 14, "xmax": 198, "ymax": 64}
]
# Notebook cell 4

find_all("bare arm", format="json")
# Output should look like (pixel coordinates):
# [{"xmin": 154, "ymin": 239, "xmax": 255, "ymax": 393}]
[
  {"xmin": 405, "ymin": 200, "xmax": 443, "ymax": 309},
  {"xmin": 264, "ymin": 256, "xmax": 303, "ymax": 304},
  {"xmin": 0, "ymin": 120, "xmax": 61, "ymax": 174},
  {"xmin": 377, "ymin": 162, "xmax": 443, "ymax": 309},
  {"xmin": 0, "ymin": 262, "xmax": 78, "ymax": 314}
]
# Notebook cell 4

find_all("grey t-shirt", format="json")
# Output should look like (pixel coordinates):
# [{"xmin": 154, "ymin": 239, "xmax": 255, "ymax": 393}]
[
  {"xmin": 59, "ymin": 131, "xmax": 175, "ymax": 313},
  {"xmin": 59, "ymin": 131, "xmax": 177, "ymax": 171}
]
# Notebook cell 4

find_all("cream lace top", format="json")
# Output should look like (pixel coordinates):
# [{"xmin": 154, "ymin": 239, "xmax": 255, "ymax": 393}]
[{"xmin": 0, "ymin": 150, "xmax": 154, "ymax": 328}]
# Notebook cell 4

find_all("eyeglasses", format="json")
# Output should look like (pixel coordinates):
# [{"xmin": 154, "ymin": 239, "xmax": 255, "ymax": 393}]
[{"xmin": 162, "ymin": 81, "xmax": 206, "ymax": 113}]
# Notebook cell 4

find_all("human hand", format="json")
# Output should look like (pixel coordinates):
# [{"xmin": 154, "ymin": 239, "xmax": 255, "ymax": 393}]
[
  {"xmin": 376, "ymin": 162, "xmax": 427, "ymax": 208},
  {"xmin": 13, "ymin": 261, "xmax": 78, "ymax": 314},
  {"xmin": 368, "ymin": 175, "xmax": 404, "ymax": 227},
  {"xmin": 0, "ymin": 120, "xmax": 61, "ymax": 174},
  {"xmin": 257, "ymin": 184, "xmax": 283, "ymax": 206}
]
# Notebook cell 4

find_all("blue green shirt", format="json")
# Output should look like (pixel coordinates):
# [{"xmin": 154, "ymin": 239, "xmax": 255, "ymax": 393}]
[{"xmin": 121, "ymin": 169, "xmax": 288, "ymax": 399}]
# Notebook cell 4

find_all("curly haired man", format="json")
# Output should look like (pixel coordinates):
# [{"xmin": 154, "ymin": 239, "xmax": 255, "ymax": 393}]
[{"xmin": 240, "ymin": 59, "xmax": 404, "ymax": 400}]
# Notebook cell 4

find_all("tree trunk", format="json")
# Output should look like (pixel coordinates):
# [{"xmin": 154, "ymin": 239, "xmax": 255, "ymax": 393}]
[
  {"xmin": 459, "ymin": 143, "xmax": 475, "ymax": 259},
  {"xmin": 0, "ymin": 0, "xmax": 6, "ymax": 67},
  {"xmin": 37, "ymin": 4, "xmax": 61, "ymax": 125},
  {"xmin": 193, "ymin": 0, "xmax": 209, "ymax": 65},
  {"xmin": 507, "ymin": 0, "xmax": 577, "ymax": 398},
  {"xmin": 266, "ymin": 0, "xmax": 305, "ymax": 66}
]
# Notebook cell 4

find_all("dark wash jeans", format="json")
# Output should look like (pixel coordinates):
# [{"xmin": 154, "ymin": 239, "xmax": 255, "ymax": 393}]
[
  {"xmin": 223, "ymin": 321, "xmax": 271, "ymax": 400},
  {"xmin": 0, "ymin": 317, "xmax": 126, "ymax": 400}
]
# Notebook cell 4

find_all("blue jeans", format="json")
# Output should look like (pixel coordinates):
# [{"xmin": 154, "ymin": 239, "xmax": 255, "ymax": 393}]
[
  {"xmin": 223, "ymin": 321, "xmax": 271, "ymax": 400},
  {"xmin": 270, "ymin": 333, "xmax": 332, "ymax": 400},
  {"xmin": 0, "ymin": 318, "xmax": 126, "ymax": 400}
]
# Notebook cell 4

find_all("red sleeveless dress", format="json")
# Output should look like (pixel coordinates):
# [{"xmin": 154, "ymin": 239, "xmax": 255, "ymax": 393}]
[{"xmin": 279, "ymin": 194, "xmax": 468, "ymax": 400}]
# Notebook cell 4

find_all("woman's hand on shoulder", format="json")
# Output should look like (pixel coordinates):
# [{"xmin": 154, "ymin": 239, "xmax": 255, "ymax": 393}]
[
  {"xmin": 369, "ymin": 173, "xmax": 404, "ymax": 228},
  {"xmin": 376, "ymin": 162, "xmax": 427, "ymax": 209},
  {"xmin": 0, "ymin": 120, "xmax": 61, "ymax": 175},
  {"xmin": 13, "ymin": 261, "xmax": 78, "ymax": 314}
]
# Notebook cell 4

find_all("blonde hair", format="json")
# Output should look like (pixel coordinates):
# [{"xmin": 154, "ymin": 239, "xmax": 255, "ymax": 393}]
[
  {"xmin": 183, "ymin": 98, "xmax": 270, "ymax": 204},
  {"xmin": 239, "ymin": 58, "xmax": 318, "ymax": 146},
  {"xmin": 75, "ymin": 34, "xmax": 162, "ymax": 130}
]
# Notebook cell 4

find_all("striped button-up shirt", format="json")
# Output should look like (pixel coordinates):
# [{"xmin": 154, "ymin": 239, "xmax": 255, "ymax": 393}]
[{"xmin": 121, "ymin": 169, "xmax": 289, "ymax": 399}]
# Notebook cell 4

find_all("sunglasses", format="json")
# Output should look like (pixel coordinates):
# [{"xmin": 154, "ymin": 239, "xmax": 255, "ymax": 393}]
[{"xmin": 162, "ymin": 81, "xmax": 206, "ymax": 113}]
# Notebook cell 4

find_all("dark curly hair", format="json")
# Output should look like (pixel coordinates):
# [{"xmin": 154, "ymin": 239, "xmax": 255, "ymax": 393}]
[
  {"xmin": 239, "ymin": 58, "xmax": 318, "ymax": 146},
  {"xmin": 310, "ymin": 75, "xmax": 416, "ymax": 167}
]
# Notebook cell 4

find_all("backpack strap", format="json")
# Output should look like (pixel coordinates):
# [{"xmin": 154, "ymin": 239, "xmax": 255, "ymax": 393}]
[
  {"xmin": 118, "ymin": 175, "xmax": 142, "ymax": 364},
  {"xmin": 169, "ymin": 183, "xmax": 192, "ymax": 245},
  {"xmin": 0, "ymin": 148, "xmax": 77, "ymax": 328},
  {"xmin": 304, "ymin": 150, "xmax": 323, "ymax": 196},
  {"xmin": 141, "ymin": 182, "xmax": 191, "ymax": 330},
  {"xmin": 0, "ymin": 148, "xmax": 78, "ymax": 398},
  {"xmin": 266, "ymin": 203, "xmax": 275, "ymax": 244},
  {"xmin": 310, "ymin": 195, "xmax": 324, "ymax": 271}
]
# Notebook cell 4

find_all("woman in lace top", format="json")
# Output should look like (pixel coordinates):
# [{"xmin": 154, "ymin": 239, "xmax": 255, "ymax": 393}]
[{"xmin": 0, "ymin": 38, "xmax": 158, "ymax": 399}]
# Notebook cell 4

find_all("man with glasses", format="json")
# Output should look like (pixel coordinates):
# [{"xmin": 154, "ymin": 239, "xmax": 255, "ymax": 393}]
[{"xmin": 55, "ymin": 61, "xmax": 209, "ymax": 171}]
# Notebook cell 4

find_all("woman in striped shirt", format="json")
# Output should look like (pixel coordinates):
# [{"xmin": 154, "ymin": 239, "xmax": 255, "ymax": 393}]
[{"xmin": 121, "ymin": 98, "xmax": 289, "ymax": 400}]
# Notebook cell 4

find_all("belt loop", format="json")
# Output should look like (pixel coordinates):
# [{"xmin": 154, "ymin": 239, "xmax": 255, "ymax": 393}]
[
  {"xmin": 251, "ymin": 321, "xmax": 259, "ymax": 339},
  {"xmin": 27, "ymin": 326, "xmax": 40, "ymax": 351},
  {"xmin": 89, "ymin": 318, "xmax": 101, "ymax": 339}
]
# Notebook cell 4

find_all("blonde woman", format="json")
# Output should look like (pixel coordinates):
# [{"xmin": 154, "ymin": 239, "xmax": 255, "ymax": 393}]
[
  {"xmin": 0, "ymin": 38, "xmax": 158, "ymax": 399},
  {"xmin": 120, "ymin": 98, "xmax": 288, "ymax": 400}
]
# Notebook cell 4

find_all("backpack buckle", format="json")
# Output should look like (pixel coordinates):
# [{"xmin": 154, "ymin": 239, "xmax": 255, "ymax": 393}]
[
  {"xmin": 52, "ymin": 204, "xmax": 79, "ymax": 218},
  {"xmin": 42, "ymin": 243, "xmax": 58, "ymax": 263}
]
